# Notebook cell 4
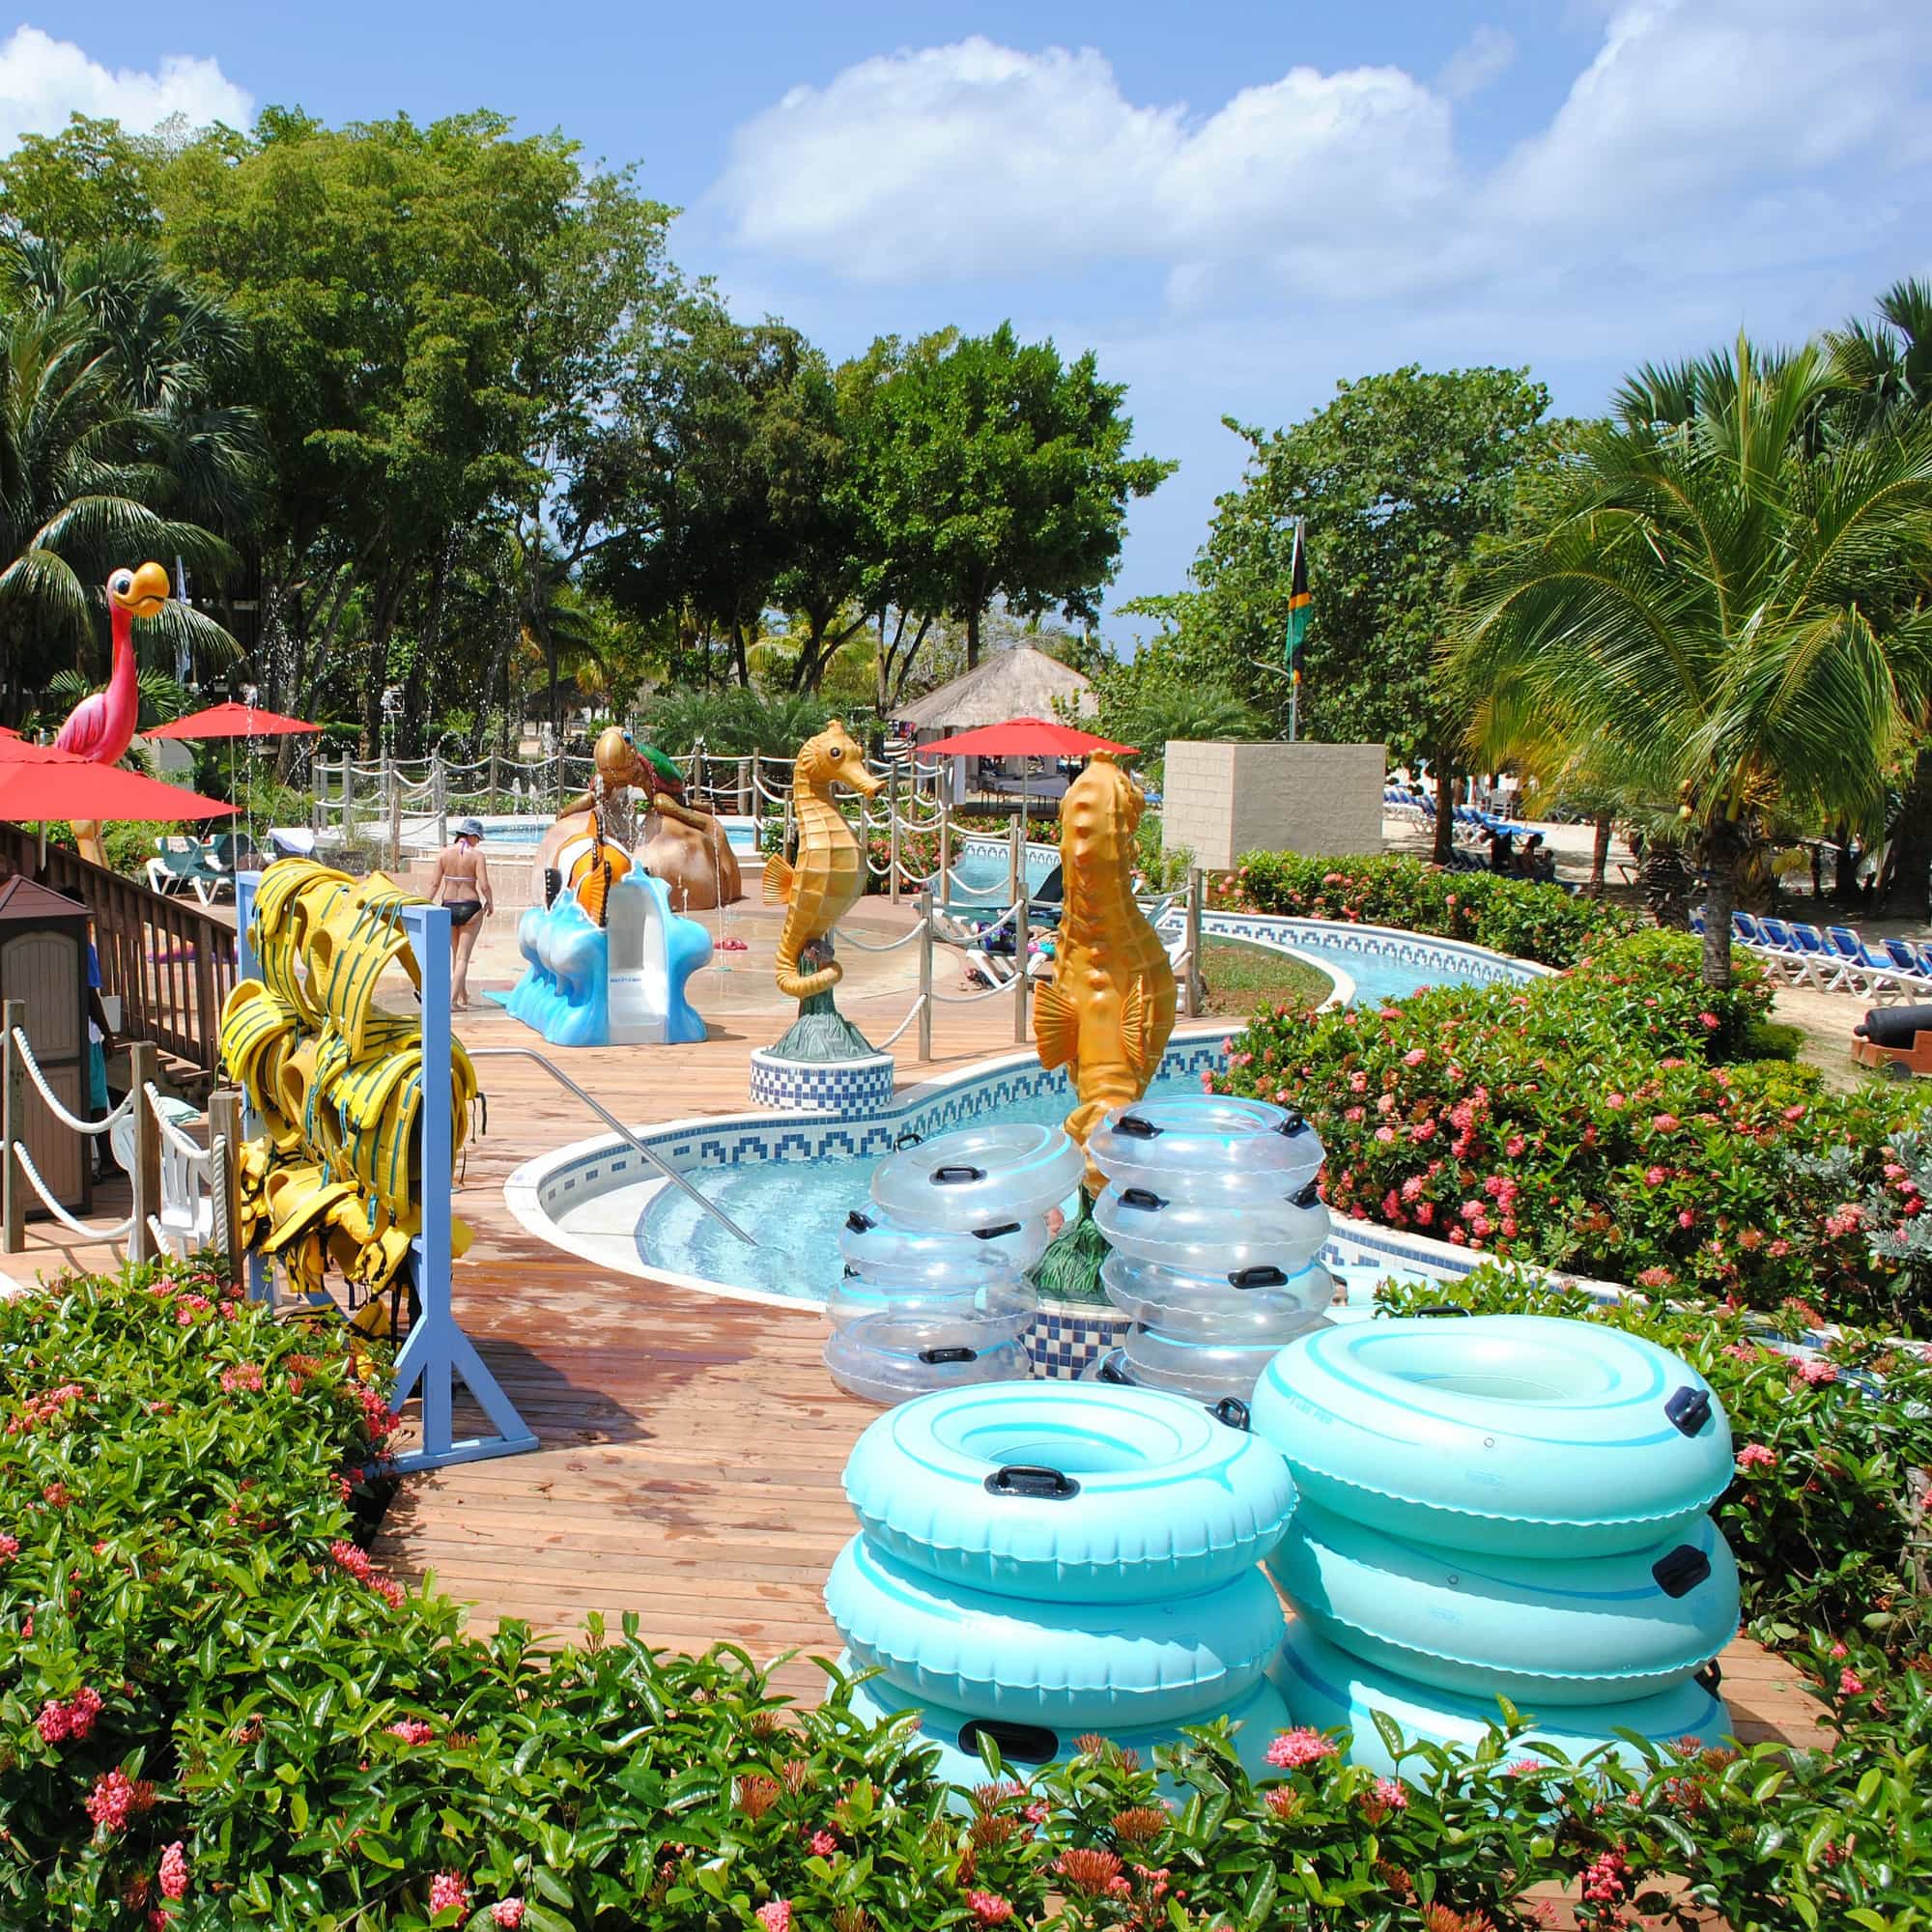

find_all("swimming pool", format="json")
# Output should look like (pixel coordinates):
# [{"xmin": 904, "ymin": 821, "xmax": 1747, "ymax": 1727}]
[{"xmin": 510, "ymin": 915, "xmax": 1548, "ymax": 1319}]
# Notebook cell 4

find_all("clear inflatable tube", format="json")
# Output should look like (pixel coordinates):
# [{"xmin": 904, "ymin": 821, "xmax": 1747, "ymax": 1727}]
[
  {"xmin": 1089, "ymin": 1095, "xmax": 1324, "ymax": 1196},
  {"xmin": 828, "ymin": 1282, "xmax": 1039, "ymax": 1353},
  {"xmin": 1094, "ymin": 1187, "xmax": 1327, "ymax": 1273},
  {"xmin": 840, "ymin": 1207, "xmax": 1049, "ymax": 1283},
  {"xmin": 870, "ymin": 1123, "xmax": 1085, "ymax": 1232},
  {"xmin": 825, "ymin": 1333, "xmax": 1031, "ymax": 1407},
  {"xmin": 1101, "ymin": 1255, "xmax": 1335, "ymax": 1341},
  {"xmin": 1122, "ymin": 1326, "xmax": 1323, "ymax": 1406}
]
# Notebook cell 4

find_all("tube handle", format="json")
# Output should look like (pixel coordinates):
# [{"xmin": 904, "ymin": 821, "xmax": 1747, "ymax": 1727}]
[
  {"xmin": 972, "ymin": 1222, "xmax": 1022, "ymax": 1240},
  {"xmin": 1652, "ymin": 1545, "xmax": 1713, "ymax": 1599},
  {"xmin": 1229, "ymin": 1264, "xmax": 1289, "ymax": 1290},
  {"xmin": 1211, "ymin": 1396, "xmax": 1251, "ymax": 1433},
  {"xmin": 1119, "ymin": 1186, "xmax": 1166, "ymax": 1210},
  {"xmin": 920, "ymin": 1346, "xmax": 978, "ymax": 1365},
  {"xmin": 933, "ymin": 1164, "xmax": 986, "ymax": 1184},
  {"xmin": 983, "ymin": 1463, "xmax": 1081, "ymax": 1500},
  {"xmin": 1116, "ymin": 1113, "xmax": 1162, "ymax": 1139},
  {"xmin": 1666, "ymin": 1385, "xmax": 1714, "ymax": 1436},
  {"xmin": 845, "ymin": 1209, "xmax": 874, "ymax": 1233}
]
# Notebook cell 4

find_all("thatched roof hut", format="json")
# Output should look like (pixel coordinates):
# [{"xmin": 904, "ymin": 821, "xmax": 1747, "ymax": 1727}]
[{"xmin": 895, "ymin": 646, "xmax": 1095, "ymax": 733}]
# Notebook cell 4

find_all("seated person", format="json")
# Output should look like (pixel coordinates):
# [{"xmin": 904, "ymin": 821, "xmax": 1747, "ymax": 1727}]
[{"xmin": 1487, "ymin": 828, "xmax": 1516, "ymax": 873}]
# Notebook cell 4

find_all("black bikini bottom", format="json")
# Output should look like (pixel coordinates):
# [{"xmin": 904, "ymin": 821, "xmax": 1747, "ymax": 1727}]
[{"xmin": 445, "ymin": 899, "xmax": 484, "ymax": 929}]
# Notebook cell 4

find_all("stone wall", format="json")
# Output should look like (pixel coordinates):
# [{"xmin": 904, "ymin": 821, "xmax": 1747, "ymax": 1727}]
[{"xmin": 1161, "ymin": 741, "xmax": 1385, "ymax": 869}]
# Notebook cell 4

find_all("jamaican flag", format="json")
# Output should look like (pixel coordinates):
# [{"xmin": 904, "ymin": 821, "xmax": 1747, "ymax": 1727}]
[{"xmin": 1284, "ymin": 518, "xmax": 1311, "ymax": 674}]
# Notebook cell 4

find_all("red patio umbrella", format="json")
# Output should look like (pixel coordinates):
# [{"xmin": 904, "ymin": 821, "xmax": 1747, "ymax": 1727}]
[
  {"xmin": 917, "ymin": 715, "xmax": 1138, "ymax": 843},
  {"xmin": 145, "ymin": 700, "xmax": 321, "ymax": 848},
  {"xmin": 143, "ymin": 700, "xmax": 321, "ymax": 742},
  {"xmin": 916, "ymin": 716, "xmax": 1136, "ymax": 758},
  {"xmin": 0, "ymin": 739, "xmax": 239, "ymax": 819}
]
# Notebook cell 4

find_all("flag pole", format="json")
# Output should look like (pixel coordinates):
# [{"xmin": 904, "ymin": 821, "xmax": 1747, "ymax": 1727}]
[{"xmin": 1290, "ymin": 669, "xmax": 1299, "ymax": 744}]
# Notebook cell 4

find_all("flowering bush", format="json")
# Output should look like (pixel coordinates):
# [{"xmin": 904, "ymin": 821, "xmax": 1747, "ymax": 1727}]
[
  {"xmin": 4, "ymin": 1263, "xmax": 1932, "ymax": 1925},
  {"xmin": 1212, "ymin": 930, "xmax": 1932, "ymax": 1324},
  {"xmin": 1219, "ymin": 851, "xmax": 1636, "ymax": 968}
]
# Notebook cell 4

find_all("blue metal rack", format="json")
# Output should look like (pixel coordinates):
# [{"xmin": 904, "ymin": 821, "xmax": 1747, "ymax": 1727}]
[{"xmin": 235, "ymin": 871, "xmax": 537, "ymax": 1471}]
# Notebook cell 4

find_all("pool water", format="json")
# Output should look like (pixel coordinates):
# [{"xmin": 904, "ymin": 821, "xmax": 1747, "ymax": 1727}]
[{"xmin": 623, "ymin": 928, "xmax": 1497, "ymax": 1304}]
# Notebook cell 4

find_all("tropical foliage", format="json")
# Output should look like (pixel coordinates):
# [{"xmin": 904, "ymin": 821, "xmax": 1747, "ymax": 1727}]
[
  {"xmin": 6, "ymin": 1257, "xmax": 1932, "ymax": 1930},
  {"xmin": 1212, "ymin": 927, "xmax": 1932, "ymax": 1328},
  {"xmin": 1454, "ymin": 339, "xmax": 1932, "ymax": 981}
]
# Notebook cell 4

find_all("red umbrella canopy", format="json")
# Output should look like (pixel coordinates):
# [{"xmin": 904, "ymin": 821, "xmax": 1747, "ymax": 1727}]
[
  {"xmin": 144, "ymin": 701, "xmax": 321, "ymax": 740},
  {"xmin": 917, "ymin": 716, "xmax": 1137, "ymax": 758},
  {"xmin": 0, "ymin": 738, "xmax": 238, "ymax": 820}
]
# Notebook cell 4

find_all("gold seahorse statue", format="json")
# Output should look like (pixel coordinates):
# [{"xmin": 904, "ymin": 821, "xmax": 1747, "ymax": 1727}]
[
  {"xmin": 763, "ymin": 720, "xmax": 885, "ymax": 1001},
  {"xmin": 1034, "ymin": 754, "xmax": 1177, "ymax": 1192}
]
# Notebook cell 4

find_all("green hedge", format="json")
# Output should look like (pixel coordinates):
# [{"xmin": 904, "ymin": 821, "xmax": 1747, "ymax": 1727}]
[
  {"xmin": 1212, "ymin": 930, "xmax": 1932, "ymax": 1327},
  {"xmin": 1221, "ymin": 852, "xmax": 1637, "ymax": 968},
  {"xmin": 6, "ymin": 1261, "xmax": 1931, "ymax": 1928}
]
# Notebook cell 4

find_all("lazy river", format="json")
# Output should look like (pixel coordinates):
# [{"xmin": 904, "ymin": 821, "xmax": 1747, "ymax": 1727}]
[{"xmin": 508, "ymin": 917, "xmax": 1550, "ymax": 1313}]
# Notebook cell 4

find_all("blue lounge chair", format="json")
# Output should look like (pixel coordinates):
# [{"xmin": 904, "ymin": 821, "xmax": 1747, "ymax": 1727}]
[
  {"xmin": 1884, "ymin": 938, "xmax": 1932, "ymax": 996},
  {"xmin": 1731, "ymin": 911, "xmax": 1765, "ymax": 945}
]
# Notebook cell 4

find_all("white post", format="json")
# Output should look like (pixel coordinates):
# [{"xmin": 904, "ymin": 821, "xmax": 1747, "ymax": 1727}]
[
  {"xmin": 1009, "ymin": 816, "xmax": 1028, "ymax": 1044},
  {"xmin": 917, "ymin": 887, "xmax": 934, "ymax": 1062},
  {"xmin": 1184, "ymin": 866, "xmax": 1205, "ymax": 1018}
]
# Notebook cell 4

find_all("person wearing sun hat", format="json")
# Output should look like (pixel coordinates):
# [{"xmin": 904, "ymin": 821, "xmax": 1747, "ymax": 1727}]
[{"xmin": 427, "ymin": 817, "xmax": 493, "ymax": 1010}]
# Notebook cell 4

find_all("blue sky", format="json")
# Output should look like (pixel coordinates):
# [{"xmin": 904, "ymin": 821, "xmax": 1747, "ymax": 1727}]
[{"xmin": 11, "ymin": 3, "xmax": 1932, "ymax": 628}]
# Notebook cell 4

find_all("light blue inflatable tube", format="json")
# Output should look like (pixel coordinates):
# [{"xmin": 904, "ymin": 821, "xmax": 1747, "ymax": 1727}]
[
  {"xmin": 1269, "ymin": 1501, "xmax": 1739, "ymax": 1705},
  {"xmin": 842, "ymin": 1381, "xmax": 1296, "ymax": 1604},
  {"xmin": 1250, "ymin": 1315, "xmax": 1732, "ymax": 1557},
  {"xmin": 838, "ymin": 1664, "xmax": 1294, "ymax": 1805},
  {"xmin": 871, "ymin": 1124, "xmax": 1086, "ymax": 1232},
  {"xmin": 828, "ymin": 1534, "xmax": 1283, "ymax": 1726},
  {"xmin": 1269, "ymin": 1620, "xmax": 1731, "ymax": 1781}
]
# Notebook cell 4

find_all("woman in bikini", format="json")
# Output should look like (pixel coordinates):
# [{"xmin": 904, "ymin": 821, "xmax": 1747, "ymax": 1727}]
[{"xmin": 427, "ymin": 818, "xmax": 493, "ymax": 1010}]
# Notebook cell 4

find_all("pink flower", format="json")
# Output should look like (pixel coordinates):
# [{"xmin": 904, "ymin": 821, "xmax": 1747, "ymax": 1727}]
[
  {"xmin": 1374, "ymin": 1125, "xmax": 1396, "ymax": 1144},
  {"xmin": 1830, "ymin": 1640, "xmax": 1848, "ymax": 1660},
  {"xmin": 968, "ymin": 1894, "xmax": 1015, "ymax": 1926},
  {"xmin": 1504, "ymin": 1134, "xmax": 1525, "ymax": 1156},
  {"xmin": 386, "ymin": 1719, "xmax": 435, "ymax": 1745},
  {"xmin": 429, "ymin": 1871, "xmax": 469, "ymax": 1918},
  {"xmin": 1373, "ymin": 1776, "xmax": 1407, "ymax": 1809},
  {"xmin": 806, "ymin": 1829, "xmax": 838, "ymax": 1858},
  {"xmin": 756, "ymin": 1904, "xmax": 793, "ymax": 1932},
  {"xmin": 1722, "ymin": 1343, "xmax": 1760, "ymax": 1362},
  {"xmin": 219, "ymin": 1363, "xmax": 265, "ymax": 1395},
  {"xmin": 1823, "ymin": 1206, "xmax": 1861, "ymax": 1239},
  {"xmin": 1699, "ymin": 1012, "xmax": 1720, "ymax": 1030},
  {"xmin": 1403, "ymin": 1047, "xmax": 1427, "ymax": 1066},
  {"xmin": 159, "ymin": 1842, "xmax": 189, "ymax": 1901},
  {"xmin": 1400, "ymin": 1177, "xmax": 1425, "ymax": 1203},
  {"xmin": 1735, "ymin": 1443, "xmax": 1776, "ymax": 1470},
  {"xmin": 1580, "ymin": 1848, "xmax": 1629, "ymax": 1904},
  {"xmin": 492, "ymin": 1903, "xmax": 526, "ymax": 1930},
  {"xmin": 1264, "ymin": 1728, "xmax": 1338, "ymax": 1770},
  {"xmin": 1678, "ymin": 1209, "xmax": 1696, "ymax": 1229},
  {"xmin": 1839, "ymin": 1667, "xmax": 1865, "ymax": 1696},
  {"xmin": 84, "ymin": 1770, "xmax": 155, "ymax": 1833},
  {"xmin": 1794, "ymin": 1358, "xmax": 1838, "ymax": 1387},
  {"xmin": 1349, "ymin": 1071, "xmax": 1368, "ymax": 1093},
  {"xmin": 1505, "ymin": 1757, "xmax": 1546, "ymax": 1777},
  {"xmin": 1605, "ymin": 1093, "xmax": 1626, "ymax": 1110},
  {"xmin": 1024, "ymin": 1798, "xmax": 1050, "ymax": 1825},
  {"xmin": 1635, "ymin": 1265, "xmax": 1674, "ymax": 1290},
  {"xmin": 1652, "ymin": 1113, "xmax": 1680, "ymax": 1133},
  {"xmin": 0, "ymin": 1531, "xmax": 17, "ymax": 1562},
  {"xmin": 1644, "ymin": 1166, "xmax": 1667, "ymax": 1187}
]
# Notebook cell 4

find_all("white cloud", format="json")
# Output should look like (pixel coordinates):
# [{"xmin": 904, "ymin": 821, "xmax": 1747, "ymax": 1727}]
[
  {"xmin": 1436, "ymin": 25, "xmax": 1517, "ymax": 101},
  {"xmin": 0, "ymin": 25, "xmax": 252, "ymax": 151},
  {"xmin": 712, "ymin": 4, "xmax": 1932, "ymax": 306}
]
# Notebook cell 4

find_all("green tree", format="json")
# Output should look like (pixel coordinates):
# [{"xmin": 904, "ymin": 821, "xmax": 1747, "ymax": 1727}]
[
  {"xmin": 157, "ymin": 108, "xmax": 611, "ymax": 747},
  {"xmin": 0, "ymin": 303, "xmax": 236, "ymax": 723},
  {"xmin": 1132, "ymin": 366, "xmax": 1553, "ymax": 859},
  {"xmin": 1454, "ymin": 339, "xmax": 1932, "ymax": 988},
  {"xmin": 859, "ymin": 323, "xmax": 1172, "ymax": 669},
  {"xmin": 1082, "ymin": 639, "xmax": 1262, "ymax": 788},
  {"xmin": 0, "ymin": 115, "xmax": 168, "ymax": 247}
]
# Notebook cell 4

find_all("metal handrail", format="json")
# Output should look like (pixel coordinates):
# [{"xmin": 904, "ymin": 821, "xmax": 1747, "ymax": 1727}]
[{"xmin": 466, "ymin": 1046, "xmax": 757, "ymax": 1247}]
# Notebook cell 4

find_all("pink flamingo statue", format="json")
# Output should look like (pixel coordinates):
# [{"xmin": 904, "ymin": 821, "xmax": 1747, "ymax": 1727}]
[{"xmin": 53, "ymin": 560, "xmax": 171, "ymax": 865}]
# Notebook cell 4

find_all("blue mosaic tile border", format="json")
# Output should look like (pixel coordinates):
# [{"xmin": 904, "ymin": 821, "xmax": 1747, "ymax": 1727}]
[
  {"xmin": 1152, "ymin": 909, "xmax": 1548, "ymax": 989},
  {"xmin": 748, "ymin": 1050, "xmax": 896, "ymax": 1116}
]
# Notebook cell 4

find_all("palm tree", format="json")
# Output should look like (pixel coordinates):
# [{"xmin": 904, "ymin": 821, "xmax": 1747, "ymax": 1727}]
[
  {"xmin": 1092, "ymin": 678, "xmax": 1261, "ymax": 788},
  {"xmin": 1453, "ymin": 337, "xmax": 1932, "ymax": 988},
  {"xmin": 0, "ymin": 305, "xmax": 237, "ymax": 724}
]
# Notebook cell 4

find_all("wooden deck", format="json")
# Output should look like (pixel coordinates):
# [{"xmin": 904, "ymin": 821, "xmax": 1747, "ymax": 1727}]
[{"xmin": 4, "ymin": 930, "xmax": 1829, "ymax": 1746}]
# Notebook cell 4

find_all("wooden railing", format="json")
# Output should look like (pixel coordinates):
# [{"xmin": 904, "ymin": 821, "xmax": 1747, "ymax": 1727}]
[{"xmin": 0, "ymin": 829, "xmax": 234, "ymax": 1075}]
